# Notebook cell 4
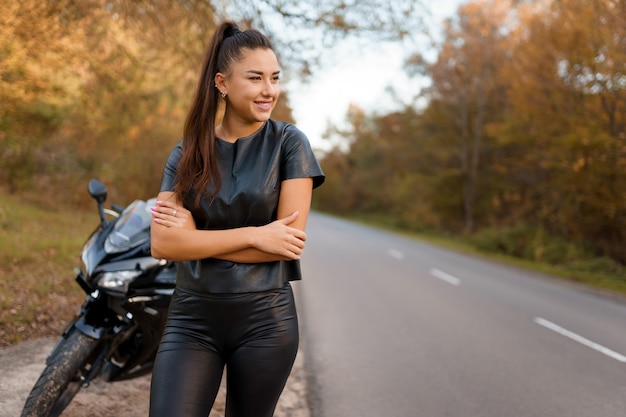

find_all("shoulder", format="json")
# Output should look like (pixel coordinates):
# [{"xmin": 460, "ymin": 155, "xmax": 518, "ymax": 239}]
[
  {"xmin": 168, "ymin": 139, "xmax": 184, "ymax": 157},
  {"xmin": 164, "ymin": 139, "xmax": 184, "ymax": 168},
  {"xmin": 160, "ymin": 139, "xmax": 184, "ymax": 191},
  {"xmin": 267, "ymin": 120, "xmax": 309, "ymax": 146},
  {"xmin": 266, "ymin": 121, "xmax": 324, "ymax": 187}
]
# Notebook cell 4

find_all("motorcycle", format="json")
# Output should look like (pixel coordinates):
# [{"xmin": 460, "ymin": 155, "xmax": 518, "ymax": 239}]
[{"xmin": 21, "ymin": 179, "xmax": 176, "ymax": 417}]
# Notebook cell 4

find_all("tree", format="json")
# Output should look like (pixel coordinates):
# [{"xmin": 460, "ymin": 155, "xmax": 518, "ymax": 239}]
[
  {"xmin": 406, "ymin": 0, "xmax": 512, "ymax": 232},
  {"xmin": 535, "ymin": 0, "xmax": 625, "ymax": 262}
]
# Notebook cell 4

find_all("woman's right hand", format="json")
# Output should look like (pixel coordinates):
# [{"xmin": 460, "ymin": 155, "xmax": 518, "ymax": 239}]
[
  {"xmin": 252, "ymin": 212, "xmax": 307, "ymax": 260},
  {"xmin": 151, "ymin": 200, "xmax": 196, "ymax": 231}
]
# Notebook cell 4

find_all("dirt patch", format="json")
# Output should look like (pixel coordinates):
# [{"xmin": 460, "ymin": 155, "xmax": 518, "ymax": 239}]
[{"xmin": 0, "ymin": 337, "xmax": 310, "ymax": 417}]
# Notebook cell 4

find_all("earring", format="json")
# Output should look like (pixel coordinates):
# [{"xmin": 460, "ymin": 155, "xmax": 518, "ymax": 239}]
[{"xmin": 215, "ymin": 84, "xmax": 226, "ymax": 99}]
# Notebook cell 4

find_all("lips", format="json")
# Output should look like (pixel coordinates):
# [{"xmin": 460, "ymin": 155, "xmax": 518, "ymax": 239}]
[{"xmin": 255, "ymin": 101, "xmax": 272, "ymax": 111}]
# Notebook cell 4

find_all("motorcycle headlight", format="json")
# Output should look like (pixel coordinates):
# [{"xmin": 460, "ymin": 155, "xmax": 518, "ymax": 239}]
[{"xmin": 96, "ymin": 270, "xmax": 142, "ymax": 294}]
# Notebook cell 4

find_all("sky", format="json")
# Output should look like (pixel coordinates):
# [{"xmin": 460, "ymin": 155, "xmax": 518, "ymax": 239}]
[{"xmin": 287, "ymin": 0, "xmax": 465, "ymax": 151}]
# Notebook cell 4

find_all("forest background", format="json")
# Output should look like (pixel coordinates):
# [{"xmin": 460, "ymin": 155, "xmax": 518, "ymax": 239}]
[{"xmin": 1, "ymin": 0, "xmax": 625, "ymax": 346}]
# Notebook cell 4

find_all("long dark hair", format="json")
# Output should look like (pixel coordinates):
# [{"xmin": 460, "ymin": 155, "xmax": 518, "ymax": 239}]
[{"xmin": 175, "ymin": 21, "xmax": 275, "ymax": 207}]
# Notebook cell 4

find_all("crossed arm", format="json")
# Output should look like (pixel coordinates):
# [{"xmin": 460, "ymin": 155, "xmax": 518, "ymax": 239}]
[{"xmin": 149, "ymin": 178, "xmax": 313, "ymax": 263}]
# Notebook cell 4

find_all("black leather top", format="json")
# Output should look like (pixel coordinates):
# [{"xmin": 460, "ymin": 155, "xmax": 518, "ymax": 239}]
[{"xmin": 160, "ymin": 120, "xmax": 325, "ymax": 294}]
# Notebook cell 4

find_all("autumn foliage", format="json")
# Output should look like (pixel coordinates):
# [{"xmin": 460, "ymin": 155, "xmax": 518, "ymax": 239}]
[
  {"xmin": 0, "ymin": 0, "xmax": 296, "ymax": 208},
  {"xmin": 316, "ymin": 0, "xmax": 626, "ymax": 269}
]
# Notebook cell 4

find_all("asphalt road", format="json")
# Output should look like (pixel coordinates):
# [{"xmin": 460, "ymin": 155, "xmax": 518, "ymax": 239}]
[{"xmin": 296, "ymin": 212, "xmax": 626, "ymax": 417}]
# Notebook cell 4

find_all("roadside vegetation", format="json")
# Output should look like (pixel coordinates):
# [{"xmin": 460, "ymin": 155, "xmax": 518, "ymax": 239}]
[{"xmin": 0, "ymin": 191, "xmax": 94, "ymax": 346}]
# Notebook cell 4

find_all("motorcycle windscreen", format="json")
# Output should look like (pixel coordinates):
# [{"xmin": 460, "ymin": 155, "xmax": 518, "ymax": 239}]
[{"xmin": 104, "ymin": 198, "xmax": 156, "ymax": 253}]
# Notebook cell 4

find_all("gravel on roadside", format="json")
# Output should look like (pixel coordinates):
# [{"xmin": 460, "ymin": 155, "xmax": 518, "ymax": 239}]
[{"xmin": 0, "ymin": 337, "xmax": 310, "ymax": 417}]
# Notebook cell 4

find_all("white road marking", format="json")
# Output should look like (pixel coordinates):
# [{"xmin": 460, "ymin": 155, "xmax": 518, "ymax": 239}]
[
  {"xmin": 387, "ymin": 248, "xmax": 404, "ymax": 260},
  {"xmin": 534, "ymin": 317, "xmax": 626, "ymax": 363},
  {"xmin": 430, "ymin": 268, "xmax": 461, "ymax": 286}
]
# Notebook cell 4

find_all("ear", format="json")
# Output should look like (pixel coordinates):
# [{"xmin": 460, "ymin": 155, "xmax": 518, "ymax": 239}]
[{"xmin": 214, "ymin": 73, "xmax": 227, "ymax": 95}]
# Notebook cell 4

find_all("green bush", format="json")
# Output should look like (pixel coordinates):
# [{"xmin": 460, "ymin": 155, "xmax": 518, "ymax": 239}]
[
  {"xmin": 565, "ymin": 257, "xmax": 625, "ymax": 277},
  {"xmin": 469, "ymin": 224, "xmax": 535, "ymax": 259},
  {"xmin": 468, "ymin": 224, "xmax": 596, "ymax": 265}
]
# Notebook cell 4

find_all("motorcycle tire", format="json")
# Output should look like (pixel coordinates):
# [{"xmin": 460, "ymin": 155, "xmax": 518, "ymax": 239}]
[{"xmin": 20, "ymin": 329, "xmax": 102, "ymax": 417}]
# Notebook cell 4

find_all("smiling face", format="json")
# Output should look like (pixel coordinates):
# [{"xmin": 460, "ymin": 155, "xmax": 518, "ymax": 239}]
[{"xmin": 216, "ymin": 48, "xmax": 281, "ymax": 129}]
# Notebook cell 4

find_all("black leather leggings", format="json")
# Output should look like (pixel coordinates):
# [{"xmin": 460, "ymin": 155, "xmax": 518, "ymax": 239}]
[{"xmin": 149, "ymin": 283, "xmax": 299, "ymax": 417}]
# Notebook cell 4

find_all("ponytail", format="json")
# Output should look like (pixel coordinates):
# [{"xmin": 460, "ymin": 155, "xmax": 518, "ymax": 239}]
[{"xmin": 174, "ymin": 22, "xmax": 275, "ymax": 208}]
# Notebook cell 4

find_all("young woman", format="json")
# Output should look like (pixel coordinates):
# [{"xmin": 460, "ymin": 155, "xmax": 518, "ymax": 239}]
[{"xmin": 148, "ymin": 21, "xmax": 324, "ymax": 417}]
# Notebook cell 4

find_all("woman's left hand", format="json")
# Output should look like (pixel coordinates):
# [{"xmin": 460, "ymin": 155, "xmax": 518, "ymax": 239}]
[{"xmin": 151, "ymin": 200, "xmax": 196, "ymax": 230}]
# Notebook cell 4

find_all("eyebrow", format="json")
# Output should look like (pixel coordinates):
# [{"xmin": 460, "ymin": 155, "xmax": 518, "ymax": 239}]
[{"xmin": 245, "ymin": 70, "xmax": 281, "ymax": 75}]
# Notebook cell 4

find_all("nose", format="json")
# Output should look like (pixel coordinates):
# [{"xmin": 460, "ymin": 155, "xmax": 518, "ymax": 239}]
[{"xmin": 262, "ymin": 78, "xmax": 278, "ymax": 96}]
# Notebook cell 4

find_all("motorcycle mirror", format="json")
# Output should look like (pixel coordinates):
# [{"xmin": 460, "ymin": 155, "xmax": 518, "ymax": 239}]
[
  {"xmin": 88, "ymin": 178, "xmax": 109, "ymax": 227},
  {"xmin": 88, "ymin": 179, "xmax": 107, "ymax": 204}
]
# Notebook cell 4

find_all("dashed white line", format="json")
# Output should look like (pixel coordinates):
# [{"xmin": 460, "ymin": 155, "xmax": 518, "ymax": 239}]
[
  {"xmin": 387, "ymin": 248, "xmax": 404, "ymax": 260},
  {"xmin": 534, "ymin": 317, "xmax": 626, "ymax": 363},
  {"xmin": 430, "ymin": 268, "xmax": 461, "ymax": 286}
]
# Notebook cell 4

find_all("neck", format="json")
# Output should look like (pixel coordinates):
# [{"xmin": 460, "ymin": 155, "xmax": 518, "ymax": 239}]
[{"xmin": 217, "ymin": 116, "xmax": 265, "ymax": 143}]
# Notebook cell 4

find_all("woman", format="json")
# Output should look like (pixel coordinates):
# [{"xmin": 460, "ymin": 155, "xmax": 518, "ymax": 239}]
[{"xmin": 148, "ymin": 21, "xmax": 324, "ymax": 417}]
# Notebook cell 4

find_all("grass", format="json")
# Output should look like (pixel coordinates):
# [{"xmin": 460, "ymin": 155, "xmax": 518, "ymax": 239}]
[{"xmin": 0, "ymin": 190, "xmax": 96, "ymax": 346}]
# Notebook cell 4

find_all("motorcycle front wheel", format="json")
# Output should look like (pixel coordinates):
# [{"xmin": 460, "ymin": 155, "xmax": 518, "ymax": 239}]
[{"xmin": 20, "ymin": 329, "xmax": 103, "ymax": 417}]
